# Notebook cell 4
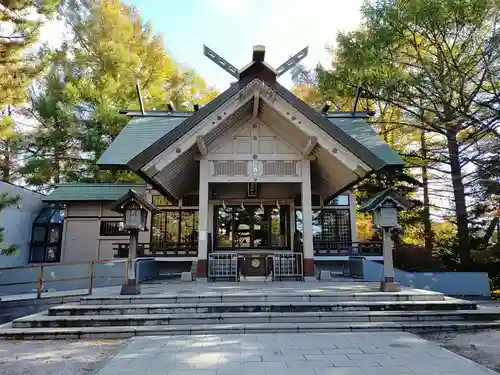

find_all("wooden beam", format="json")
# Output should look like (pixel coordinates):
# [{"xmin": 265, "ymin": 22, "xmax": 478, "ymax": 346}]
[
  {"xmin": 253, "ymin": 90, "xmax": 260, "ymax": 118},
  {"xmin": 196, "ymin": 136, "xmax": 208, "ymax": 157},
  {"xmin": 302, "ymin": 136, "xmax": 317, "ymax": 156}
]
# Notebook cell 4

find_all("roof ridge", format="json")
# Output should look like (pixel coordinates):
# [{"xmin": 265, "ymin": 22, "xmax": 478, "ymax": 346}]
[{"xmin": 54, "ymin": 183, "xmax": 146, "ymax": 187}]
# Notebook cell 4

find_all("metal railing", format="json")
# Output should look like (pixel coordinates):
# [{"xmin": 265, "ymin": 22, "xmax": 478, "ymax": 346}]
[
  {"xmin": 273, "ymin": 252, "xmax": 304, "ymax": 281},
  {"xmin": 113, "ymin": 242, "xmax": 198, "ymax": 258},
  {"xmin": 208, "ymin": 252, "xmax": 239, "ymax": 281},
  {"xmin": 207, "ymin": 251, "xmax": 304, "ymax": 282},
  {"xmin": 0, "ymin": 259, "xmax": 128, "ymax": 299}
]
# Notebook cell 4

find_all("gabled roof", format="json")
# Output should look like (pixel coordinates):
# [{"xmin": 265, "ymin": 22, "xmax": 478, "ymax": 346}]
[
  {"xmin": 273, "ymin": 82, "xmax": 403, "ymax": 170},
  {"xmin": 97, "ymin": 117, "xmax": 186, "ymax": 168},
  {"xmin": 110, "ymin": 189, "xmax": 158, "ymax": 213},
  {"xmin": 98, "ymin": 48, "xmax": 404, "ymax": 174},
  {"xmin": 358, "ymin": 188, "xmax": 412, "ymax": 212},
  {"xmin": 128, "ymin": 81, "xmax": 244, "ymax": 170},
  {"xmin": 101, "ymin": 87, "xmax": 403, "ymax": 172},
  {"xmin": 42, "ymin": 183, "xmax": 146, "ymax": 202}
]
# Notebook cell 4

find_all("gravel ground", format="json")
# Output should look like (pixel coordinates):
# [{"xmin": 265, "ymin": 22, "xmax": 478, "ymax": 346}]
[
  {"xmin": 0, "ymin": 339, "xmax": 126, "ymax": 375},
  {"xmin": 420, "ymin": 329, "xmax": 500, "ymax": 373}
]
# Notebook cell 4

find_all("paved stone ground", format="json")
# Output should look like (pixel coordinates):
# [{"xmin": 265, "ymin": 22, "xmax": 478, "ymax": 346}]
[
  {"xmin": 422, "ymin": 329, "xmax": 500, "ymax": 374},
  {"xmin": 0, "ymin": 339, "xmax": 125, "ymax": 375},
  {"xmin": 94, "ymin": 332, "xmax": 499, "ymax": 375}
]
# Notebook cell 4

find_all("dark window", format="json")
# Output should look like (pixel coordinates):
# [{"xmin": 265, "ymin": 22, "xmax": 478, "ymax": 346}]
[
  {"xmin": 152, "ymin": 195, "xmax": 178, "ymax": 207},
  {"xmin": 151, "ymin": 210, "xmax": 199, "ymax": 249},
  {"xmin": 100, "ymin": 221, "xmax": 127, "ymax": 236},
  {"xmin": 182, "ymin": 195, "xmax": 199, "ymax": 207},
  {"xmin": 214, "ymin": 205, "xmax": 290, "ymax": 250},
  {"xmin": 180, "ymin": 211, "xmax": 199, "ymax": 243},
  {"xmin": 294, "ymin": 194, "xmax": 301, "ymax": 206},
  {"xmin": 29, "ymin": 205, "xmax": 64, "ymax": 263},
  {"xmin": 312, "ymin": 195, "xmax": 321, "ymax": 206},
  {"xmin": 293, "ymin": 194, "xmax": 324, "ymax": 207},
  {"xmin": 295, "ymin": 209, "xmax": 351, "ymax": 248}
]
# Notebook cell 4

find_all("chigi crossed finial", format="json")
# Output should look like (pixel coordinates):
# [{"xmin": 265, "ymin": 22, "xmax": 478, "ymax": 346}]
[{"xmin": 203, "ymin": 44, "xmax": 309, "ymax": 79}]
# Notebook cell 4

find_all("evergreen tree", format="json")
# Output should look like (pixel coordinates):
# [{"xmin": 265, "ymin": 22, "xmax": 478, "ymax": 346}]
[
  {"xmin": 24, "ymin": 0, "xmax": 219, "ymax": 188},
  {"xmin": 0, "ymin": 0, "xmax": 61, "ymax": 182},
  {"xmin": 318, "ymin": 0, "xmax": 500, "ymax": 264}
]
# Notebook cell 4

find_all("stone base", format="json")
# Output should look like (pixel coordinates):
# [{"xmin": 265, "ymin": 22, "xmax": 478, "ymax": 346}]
[
  {"xmin": 318, "ymin": 270, "xmax": 333, "ymax": 281},
  {"xmin": 120, "ymin": 281, "xmax": 141, "ymax": 295},
  {"xmin": 380, "ymin": 281, "xmax": 401, "ymax": 292},
  {"xmin": 180, "ymin": 272, "xmax": 193, "ymax": 282}
]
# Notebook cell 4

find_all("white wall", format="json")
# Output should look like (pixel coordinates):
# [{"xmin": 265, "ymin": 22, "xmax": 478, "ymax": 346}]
[{"xmin": 0, "ymin": 182, "xmax": 45, "ymax": 267}]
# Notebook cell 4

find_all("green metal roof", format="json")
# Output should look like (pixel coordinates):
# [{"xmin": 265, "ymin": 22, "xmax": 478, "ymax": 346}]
[
  {"xmin": 97, "ymin": 116, "xmax": 186, "ymax": 167},
  {"xmin": 42, "ymin": 184, "xmax": 147, "ymax": 202},
  {"xmin": 358, "ymin": 188, "xmax": 412, "ymax": 212},
  {"xmin": 97, "ymin": 81, "xmax": 403, "ymax": 172},
  {"xmin": 330, "ymin": 117, "xmax": 404, "ymax": 167}
]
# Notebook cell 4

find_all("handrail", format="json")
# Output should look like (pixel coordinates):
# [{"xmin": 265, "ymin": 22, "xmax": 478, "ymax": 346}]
[
  {"xmin": 0, "ymin": 258, "xmax": 123, "ymax": 271},
  {"xmin": 0, "ymin": 258, "xmax": 128, "ymax": 299}
]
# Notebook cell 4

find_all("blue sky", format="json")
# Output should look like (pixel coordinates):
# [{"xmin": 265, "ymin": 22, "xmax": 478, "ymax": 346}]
[{"xmin": 123, "ymin": 0, "xmax": 364, "ymax": 90}]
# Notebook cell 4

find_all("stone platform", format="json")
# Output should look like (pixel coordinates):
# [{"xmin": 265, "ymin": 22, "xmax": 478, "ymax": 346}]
[{"xmin": 1, "ymin": 281, "xmax": 500, "ymax": 340}]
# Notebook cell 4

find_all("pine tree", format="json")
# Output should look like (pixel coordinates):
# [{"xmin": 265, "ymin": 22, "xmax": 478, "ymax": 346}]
[
  {"xmin": 0, "ymin": 0, "xmax": 61, "ymax": 182},
  {"xmin": 25, "ymin": 0, "xmax": 219, "ymax": 187}
]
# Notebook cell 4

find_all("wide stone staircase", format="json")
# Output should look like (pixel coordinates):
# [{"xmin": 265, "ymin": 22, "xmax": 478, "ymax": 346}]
[{"xmin": 2, "ymin": 288, "xmax": 500, "ymax": 339}]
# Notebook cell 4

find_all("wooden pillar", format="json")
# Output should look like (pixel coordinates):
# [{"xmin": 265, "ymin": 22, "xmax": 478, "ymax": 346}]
[
  {"xmin": 197, "ymin": 159, "xmax": 209, "ymax": 279},
  {"xmin": 301, "ymin": 160, "xmax": 314, "ymax": 278}
]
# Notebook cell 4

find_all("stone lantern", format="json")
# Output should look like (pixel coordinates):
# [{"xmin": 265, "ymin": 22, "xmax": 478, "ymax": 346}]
[
  {"xmin": 111, "ymin": 189, "xmax": 158, "ymax": 295},
  {"xmin": 359, "ymin": 188, "xmax": 411, "ymax": 292}
]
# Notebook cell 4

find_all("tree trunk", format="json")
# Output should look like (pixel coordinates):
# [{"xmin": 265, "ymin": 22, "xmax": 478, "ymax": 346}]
[
  {"xmin": 481, "ymin": 216, "xmax": 500, "ymax": 248},
  {"xmin": 1, "ymin": 139, "xmax": 11, "ymax": 182},
  {"xmin": 54, "ymin": 152, "xmax": 60, "ymax": 184},
  {"xmin": 420, "ymin": 130, "xmax": 433, "ymax": 253},
  {"xmin": 446, "ymin": 125, "xmax": 470, "ymax": 264}
]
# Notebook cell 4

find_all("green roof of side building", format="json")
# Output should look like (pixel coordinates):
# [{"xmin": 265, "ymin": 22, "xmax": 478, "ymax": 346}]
[
  {"xmin": 42, "ymin": 184, "xmax": 147, "ymax": 202},
  {"xmin": 330, "ymin": 117, "xmax": 403, "ymax": 167},
  {"xmin": 97, "ymin": 117, "xmax": 186, "ymax": 168}
]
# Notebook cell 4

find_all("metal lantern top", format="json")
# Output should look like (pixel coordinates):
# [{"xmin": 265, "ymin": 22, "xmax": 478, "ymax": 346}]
[
  {"xmin": 110, "ymin": 189, "xmax": 159, "ymax": 230},
  {"xmin": 358, "ymin": 188, "xmax": 412, "ymax": 229}
]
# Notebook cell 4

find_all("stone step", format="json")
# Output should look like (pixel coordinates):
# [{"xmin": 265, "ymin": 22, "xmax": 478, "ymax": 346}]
[
  {"xmin": 49, "ymin": 299, "xmax": 476, "ymax": 316},
  {"xmin": 2, "ymin": 320, "xmax": 500, "ymax": 340},
  {"xmin": 80, "ymin": 291, "xmax": 445, "ymax": 305},
  {"xmin": 12, "ymin": 310, "xmax": 500, "ymax": 329}
]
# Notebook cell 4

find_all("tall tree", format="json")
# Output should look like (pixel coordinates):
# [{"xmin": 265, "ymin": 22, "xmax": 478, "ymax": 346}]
[
  {"xmin": 0, "ymin": 0, "xmax": 61, "ymax": 182},
  {"xmin": 25, "ymin": 0, "xmax": 218, "ymax": 188},
  {"xmin": 20, "ymin": 50, "xmax": 82, "ymax": 189},
  {"xmin": 319, "ymin": 0, "xmax": 500, "ymax": 264}
]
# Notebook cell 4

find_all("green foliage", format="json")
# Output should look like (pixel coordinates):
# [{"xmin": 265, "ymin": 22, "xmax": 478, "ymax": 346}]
[
  {"xmin": 314, "ymin": 0, "xmax": 500, "ymax": 263},
  {"xmin": 0, "ymin": 0, "xmax": 61, "ymax": 183},
  {"xmin": 23, "ymin": 0, "xmax": 219, "ymax": 188},
  {"xmin": 0, "ymin": 0, "xmax": 61, "ymax": 106},
  {"xmin": 0, "ymin": 192, "xmax": 21, "ymax": 256}
]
